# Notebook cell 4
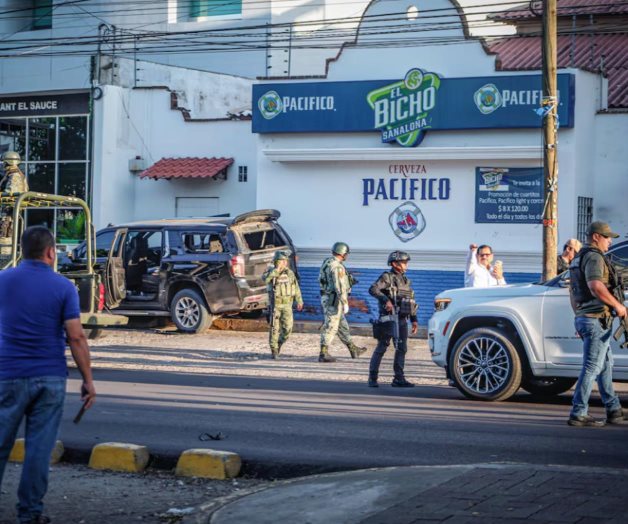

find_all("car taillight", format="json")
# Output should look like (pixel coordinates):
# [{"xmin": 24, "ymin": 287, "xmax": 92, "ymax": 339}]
[
  {"xmin": 98, "ymin": 282, "xmax": 105, "ymax": 311},
  {"xmin": 229, "ymin": 255, "xmax": 245, "ymax": 277}
]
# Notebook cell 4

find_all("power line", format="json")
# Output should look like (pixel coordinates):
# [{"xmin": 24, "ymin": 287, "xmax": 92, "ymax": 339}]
[{"xmin": 0, "ymin": 1, "xmax": 624, "ymax": 58}]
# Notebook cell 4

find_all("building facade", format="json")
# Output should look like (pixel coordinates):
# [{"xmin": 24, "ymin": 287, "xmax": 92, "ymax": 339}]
[
  {"xmin": 253, "ymin": 0, "xmax": 627, "ymax": 326},
  {"xmin": 0, "ymin": 0, "xmax": 625, "ymax": 326}
]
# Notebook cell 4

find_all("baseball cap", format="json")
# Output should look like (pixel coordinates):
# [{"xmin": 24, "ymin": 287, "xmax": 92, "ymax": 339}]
[{"xmin": 586, "ymin": 221, "xmax": 620, "ymax": 238}]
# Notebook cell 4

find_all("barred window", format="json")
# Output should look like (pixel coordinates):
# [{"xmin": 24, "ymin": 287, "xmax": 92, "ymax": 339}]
[
  {"xmin": 576, "ymin": 196, "xmax": 593, "ymax": 243},
  {"xmin": 238, "ymin": 165, "xmax": 248, "ymax": 183}
]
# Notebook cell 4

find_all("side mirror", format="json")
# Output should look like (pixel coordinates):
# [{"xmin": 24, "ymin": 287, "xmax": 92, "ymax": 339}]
[{"xmin": 558, "ymin": 278, "xmax": 570, "ymax": 288}]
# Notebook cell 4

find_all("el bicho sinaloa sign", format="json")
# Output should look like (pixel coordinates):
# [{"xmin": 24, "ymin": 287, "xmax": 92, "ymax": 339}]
[{"xmin": 253, "ymin": 69, "xmax": 574, "ymax": 147}]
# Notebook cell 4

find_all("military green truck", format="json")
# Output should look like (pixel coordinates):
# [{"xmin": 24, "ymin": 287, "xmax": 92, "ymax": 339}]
[{"xmin": 0, "ymin": 190, "xmax": 128, "ymax": 332}]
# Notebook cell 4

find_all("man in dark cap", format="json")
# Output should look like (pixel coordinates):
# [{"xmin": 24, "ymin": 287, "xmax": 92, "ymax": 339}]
[
  {"xmin": 568, "ymin": 221, "xmax": 627, "ymax": 427},
  {"xmin": 367, "ymin": 250, "xmax": 418, "ymax": 387}
]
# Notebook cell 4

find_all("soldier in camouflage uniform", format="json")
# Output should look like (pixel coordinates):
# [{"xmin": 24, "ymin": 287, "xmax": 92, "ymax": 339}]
[
  {"xmin": 0, "ymin": 151, "xmax": 29, "ymax": 194},
  {"xmin": 318, "ymin": 242, "xmax": 367, "ymax": 363},
  {"xmin": 263, "ymin": 251, "xmax": 303, "ymax": 359}
]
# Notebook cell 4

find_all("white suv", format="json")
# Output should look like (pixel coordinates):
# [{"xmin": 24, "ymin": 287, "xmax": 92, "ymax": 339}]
[{"xmin": 428, "ymin": 241, "xmax": 628, "ymax": 401}]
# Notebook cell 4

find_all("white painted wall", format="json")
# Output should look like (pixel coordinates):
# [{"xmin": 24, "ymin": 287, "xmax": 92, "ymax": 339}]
[
  {"xmin": 593, "ymin": 112, "xmax": 628, "ymax": 236},
  {"xmin": 92, "ymin": 86, "xmax": 256, "ymax": 229}
]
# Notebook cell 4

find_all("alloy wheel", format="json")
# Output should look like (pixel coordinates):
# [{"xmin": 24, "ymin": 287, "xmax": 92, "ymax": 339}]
[{"xmin": 455, "ymin": 336, "xmax": 511, "ymax": 394}]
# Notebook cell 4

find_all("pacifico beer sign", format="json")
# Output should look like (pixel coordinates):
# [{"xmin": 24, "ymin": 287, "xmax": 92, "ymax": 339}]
[
  {"xmin": 366, "ymin": 69, "xmax": 441, "ymax": 147},
  {"xmin": 252, "ymin": 72, "xmax": 575, "ymax": 147}
]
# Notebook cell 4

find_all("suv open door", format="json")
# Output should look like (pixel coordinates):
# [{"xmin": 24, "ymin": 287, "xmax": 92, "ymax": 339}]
[{"xmin": 105, "ymin": 228, "xmax": 127, "ymax": 308}]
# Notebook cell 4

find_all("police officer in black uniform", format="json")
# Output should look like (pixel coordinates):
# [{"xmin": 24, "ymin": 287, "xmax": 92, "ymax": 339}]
[{"xmin": 368, "ymin": 251, "xmax": 418, "ymax": 387}]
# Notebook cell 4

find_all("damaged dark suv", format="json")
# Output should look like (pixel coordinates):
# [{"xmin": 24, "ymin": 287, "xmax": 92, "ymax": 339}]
[{"xmin": 67, "ymin": 210, "xmax": 298, "ymax": 333}]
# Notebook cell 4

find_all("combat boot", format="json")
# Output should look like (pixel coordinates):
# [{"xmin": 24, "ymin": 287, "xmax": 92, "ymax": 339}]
[
  {"xmin": 318, "ymin": 345, "xmax": 337, "ymax": 363},
  {"xmin": 347, "ymin": 342, "xmax": 367, "ymax": 359},
  {"xmin": 270, "ymin": 348, "xmax": 279, "ymax": 360}
]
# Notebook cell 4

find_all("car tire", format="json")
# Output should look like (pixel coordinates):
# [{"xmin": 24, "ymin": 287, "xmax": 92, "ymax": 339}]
[
  {"xmin": 86, "ymin": 328, "xmax": 104, "ymax": 340},
  {"xmin": 170, "ymin": 289, "xmax": 214, "ymax": 334},
  {"xmin": 449, "ymin": 327, "xmax": 522, "ymax": 401},
  {"xmin": 521, "ymin": 377, "xmax": 577, "ymax": 397}
]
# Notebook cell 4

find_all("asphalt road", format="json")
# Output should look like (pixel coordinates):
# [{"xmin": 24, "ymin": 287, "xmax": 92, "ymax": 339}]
[{"xmin": 58, "ymin": 366, "xmax": 628, "ymax": 477}]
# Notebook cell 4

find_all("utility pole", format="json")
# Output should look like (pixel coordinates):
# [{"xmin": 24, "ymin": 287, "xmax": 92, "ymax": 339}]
[{"xmin": 542, "ymin": 0, "xmax": 558, "ymax": 280}]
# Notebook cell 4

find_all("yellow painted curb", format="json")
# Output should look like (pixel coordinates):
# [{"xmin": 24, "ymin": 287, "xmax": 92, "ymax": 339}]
[
  {"xmin": 9, "ymin": 439, "xmax": 64, "ymax": 464},
  {"xmin": 88, "ymin": 442, "xmax": 150, "ymax": 473},
  {"xmin": 176, "ymin": 449, "xmax": 241, "ymax": 479}
]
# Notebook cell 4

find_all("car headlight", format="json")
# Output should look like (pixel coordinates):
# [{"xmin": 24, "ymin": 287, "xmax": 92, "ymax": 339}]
[{"xmin": 434, "ymin": 298, "xmax": 451, "ymax": 312}]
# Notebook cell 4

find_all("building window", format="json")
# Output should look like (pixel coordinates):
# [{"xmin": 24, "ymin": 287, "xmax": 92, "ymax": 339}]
[
  {"xmin": 188, "ymin": 0, "xmax": 242, "ymax": 19},
  {"xmin": 576, "ymin": 196, "xmax": 593, "ymax": 243},
  {"xmin": 0, "ymin": 115, "xmax": 90, "ymax": 244},
  {"xmin": 238, "ymin": 165, "xmax": 248, "ymax": 182},
  {"xmin": 32, "ymin": 0, "xmax": 53, "ymax": 30}
]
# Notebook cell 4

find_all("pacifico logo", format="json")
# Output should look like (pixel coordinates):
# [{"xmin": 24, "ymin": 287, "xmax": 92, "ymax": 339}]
[
  {"xmin": 474, "ymin": 83, "xmax": 551, "ymax": 115},
  {"xmin": 258, "ymin": 90, "xmax": 335, "ymax": 120},
  {"xmin": 474, "ymin": 84, "xmax": 502, "ymax": 114},
  {"xmin": 258, "ymin": 91, "xmax": 283, "ymax": 120},
  {"xmin": 367, "ymin": 68, "xmax": 441, "ymax": 148}
]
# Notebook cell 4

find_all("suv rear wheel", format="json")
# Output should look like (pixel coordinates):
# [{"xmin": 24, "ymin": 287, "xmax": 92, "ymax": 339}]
[
  {"xmin": 521, "ymin": 377, "xmax": 577, "ymax": 397},
  {"xmin": 449, "ymin": 327, "xmax": 522, "ymax": 401},
  {"xmin": 171, "ymin": 289, "xmax": 214, "ymax": 333}
]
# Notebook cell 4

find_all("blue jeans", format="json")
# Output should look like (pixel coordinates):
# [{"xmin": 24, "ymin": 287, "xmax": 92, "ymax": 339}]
[
  {"xmin": 0, "ymin": 376, "xmax": 66, "ymax": 523},
  {"xmin": 570, "ymin": 317, "xmax": 621, "ymax": 418}
]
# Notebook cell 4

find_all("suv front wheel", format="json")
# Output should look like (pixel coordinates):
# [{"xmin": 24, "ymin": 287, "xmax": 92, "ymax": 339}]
[
  {"xmin": 449, "ymin": 327, "xmax": 522, "ymax": 401},
  {"xmin": 171, "ymin": 289, "xmax": 215, "ymax": 333}
]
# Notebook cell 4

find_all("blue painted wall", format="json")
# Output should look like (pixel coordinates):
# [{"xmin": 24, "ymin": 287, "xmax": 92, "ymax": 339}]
[{"xmin": 295, "ymin": 267, "xmax": 540, "ymax": 326}]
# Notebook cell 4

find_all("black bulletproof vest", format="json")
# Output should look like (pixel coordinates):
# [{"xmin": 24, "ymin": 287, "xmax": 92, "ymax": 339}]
[{"xmin": 570, "ymin": 246, "xmax": 622, "ymax": 306}]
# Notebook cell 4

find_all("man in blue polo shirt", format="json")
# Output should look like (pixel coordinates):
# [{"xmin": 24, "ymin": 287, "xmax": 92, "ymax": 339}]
[{"xmin": 0, "ymin": 226, "xmax": 96, "ymax": 524}]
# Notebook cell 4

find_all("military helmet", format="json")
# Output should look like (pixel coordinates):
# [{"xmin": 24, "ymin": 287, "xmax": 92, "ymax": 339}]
[
  {"xmin": 332, "ymin": 242, "xmax": 350, "ymax": 256},
  {"xmin": 273, "ymin": 250, "xmax": 289, "ymax": 263},
  {"xmin": 387, "ymin": 250, "xmax": 411, "ymax": 265},
  {"xmin": 1, "ymin": 151, "xmax": 21, "ymax": 166}
]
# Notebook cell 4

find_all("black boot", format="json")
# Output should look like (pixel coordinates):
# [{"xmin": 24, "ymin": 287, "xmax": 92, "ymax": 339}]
[
  {"xmin": 391, "ymin": 377, "xmax": 415, "ymax": 388},
  {"xmin": 318, "ymin": 345, "xmax": 337, "ymax": 363},
  {"xmin": 367, "ymin": 376, "xmax": 378, "ymax": 387}
]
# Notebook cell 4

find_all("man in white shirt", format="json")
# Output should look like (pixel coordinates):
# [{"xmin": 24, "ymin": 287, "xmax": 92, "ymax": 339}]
[{"xmin": 465, "ymin": 244, "xmax": 507, "ymax": 288}]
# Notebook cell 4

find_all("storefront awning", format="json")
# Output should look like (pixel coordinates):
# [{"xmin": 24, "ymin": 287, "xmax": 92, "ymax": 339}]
[{"xmin": 139, "ymin": 157, "xmax": 234, "ymax": 180}]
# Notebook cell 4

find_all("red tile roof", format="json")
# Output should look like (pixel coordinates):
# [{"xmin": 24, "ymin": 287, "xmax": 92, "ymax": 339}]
[
  {"xmin": 488, "ymin": 34, "xmax": 628, "ymax": 108},
  {"xmin": 492, "ymin": 0, "xmax": 628, "ymax": 21},
  {"xmin": 140, "ymin": 157, "xmax": 234, "ymax": 180}
]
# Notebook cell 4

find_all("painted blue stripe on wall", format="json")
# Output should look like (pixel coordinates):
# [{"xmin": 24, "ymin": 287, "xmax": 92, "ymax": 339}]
[{"xmin": 294, "ymin": 267, "xmax": 540, "ymax": 326}]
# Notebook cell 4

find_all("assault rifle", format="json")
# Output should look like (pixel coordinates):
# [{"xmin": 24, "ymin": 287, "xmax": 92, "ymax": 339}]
[
  {"xmin": 378, "ymin": 285, "xmax": 400, "ymax": 350},
  {"xmin": 267, "ymin": 275, "xmax": 276, "ymax": 331},
  {"xmin": 614, "ymin": 316, "xmax": 628, "ymax": 349}
]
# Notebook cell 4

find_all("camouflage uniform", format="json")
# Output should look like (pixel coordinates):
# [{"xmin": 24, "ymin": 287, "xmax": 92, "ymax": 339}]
[
  {"xmin": 1, "ymin": 151, "xmax": 29, "ymax": 194},
  {"xmin": 263, "ymin": 263, "xmax": 302, "ymax": 358},
  {"xmin": 318, "ymin": 248, "xmax": 366, "ymax": 362}
]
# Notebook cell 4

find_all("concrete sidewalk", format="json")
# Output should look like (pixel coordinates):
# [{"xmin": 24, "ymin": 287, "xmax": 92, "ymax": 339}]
[{"xmin": 190, "ymin": 463, "xmax": 628, "ymax": 524}]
